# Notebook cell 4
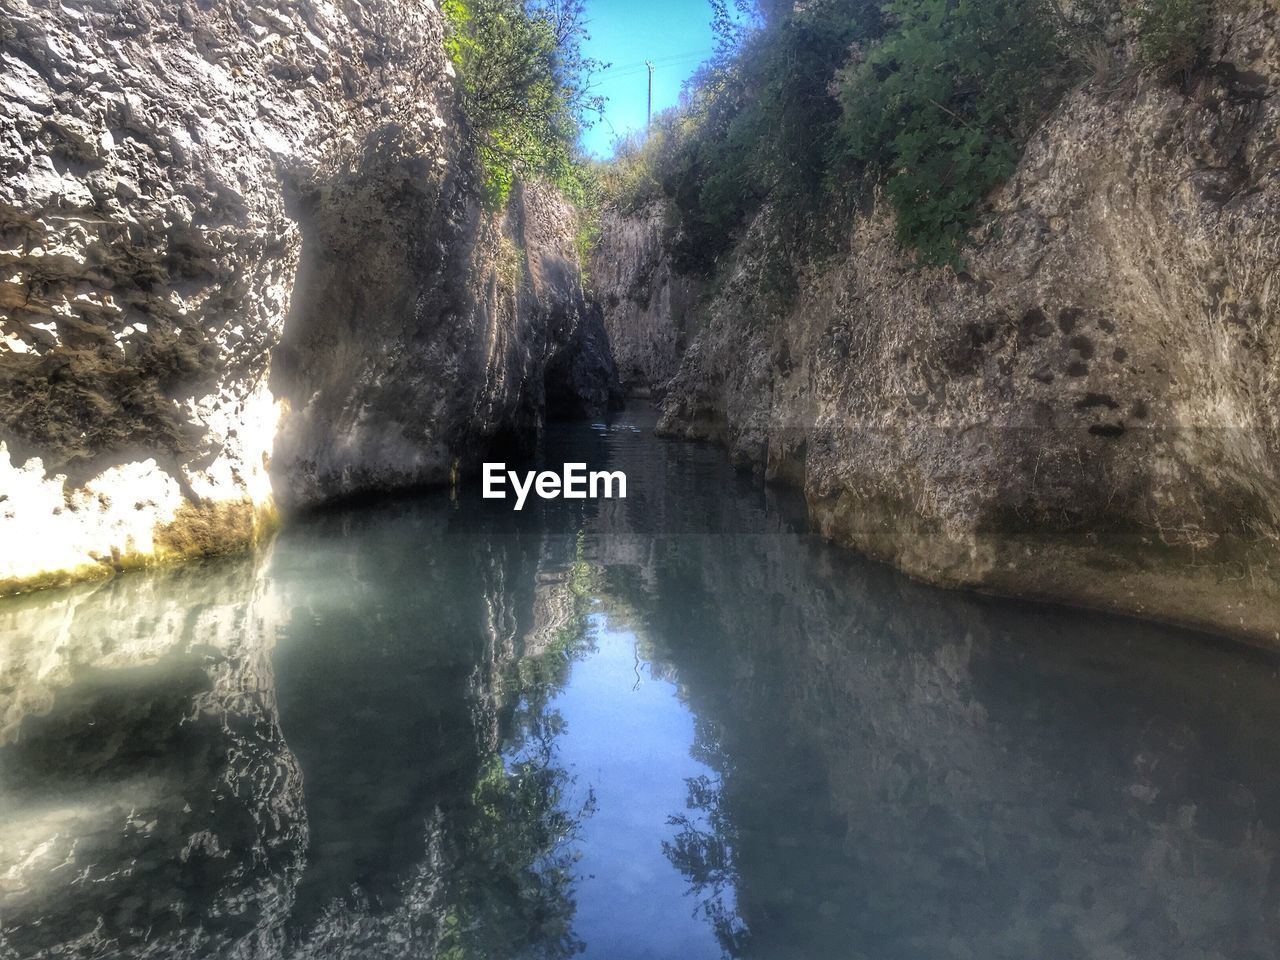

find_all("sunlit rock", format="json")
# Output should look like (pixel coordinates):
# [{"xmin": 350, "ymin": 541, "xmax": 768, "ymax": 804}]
[{"xmin": 0, "ymin": 0, "xmax": 617, "ymax": 594}]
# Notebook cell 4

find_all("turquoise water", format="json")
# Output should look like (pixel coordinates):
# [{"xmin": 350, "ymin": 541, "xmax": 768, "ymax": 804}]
[{"xmin": 2, "ymin": 407, "xmax": 1279, "ymax": 960}]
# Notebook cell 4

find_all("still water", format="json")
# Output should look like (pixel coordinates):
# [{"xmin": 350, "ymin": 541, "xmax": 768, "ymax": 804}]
[{"xmin": 2, "ymin": 407, "xmax": 1280, "ymax": 960}]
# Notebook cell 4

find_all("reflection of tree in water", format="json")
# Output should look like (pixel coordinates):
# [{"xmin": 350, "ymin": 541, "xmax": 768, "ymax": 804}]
[
  {"xmin": 432, "ymin": 534, "xmax": 600, "ymax": 960},
  {"xmin": 436, "ymin": 753, "xmax": 596, "ymax": 959},
  {"xmin": 663, "ymin": 719, "xmax": 750, "ymax": 959},
  {"xmin": 282, "ymin": 542, "xmax": 597, "ymax": 960}
]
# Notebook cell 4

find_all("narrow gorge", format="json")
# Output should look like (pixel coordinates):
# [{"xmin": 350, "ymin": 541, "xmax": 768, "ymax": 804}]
[
  {"xmin": 2, "ymin": 0, "xmax": 1277, "ymax": 644},
  {"xmin": 4, "ymin": 0, "xmax": 1277, "ymax": 646},
  {"xmin": 592, "ymin": 1, "xmax": 1280, "ymax": 644},
  {"xmin": 3, "ymin": 2, "xmax": 1280, "ymax": 953}
]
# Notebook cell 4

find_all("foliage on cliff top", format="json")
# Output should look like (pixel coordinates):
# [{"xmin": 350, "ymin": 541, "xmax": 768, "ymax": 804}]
[
  {"xmin": 596, "ymin": 0, "xmax": 1208, "ymax": 270},
  {"xmin": 597, "ymin": 0, "xmax": 880, "ymax": 275},
  {"xmin": 444, "ymin": 0, "xmax": 603, "ymax": 207},
  {"xmin": 661, "ymin": 0, "xmax": 884, "ymax": 274},
  {"xmin": 836, "ymin": 0, "xmax": 1068, "ymax": 265}
]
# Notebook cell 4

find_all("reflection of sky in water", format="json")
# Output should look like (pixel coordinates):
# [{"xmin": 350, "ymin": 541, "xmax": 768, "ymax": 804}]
[
  {"xmin": 6, "ymin": 407, "xmax": 1280, "ymax": 960},
  {"xmin": 539, "ymin": 615, "xmax": 729, "ymax": 960}
]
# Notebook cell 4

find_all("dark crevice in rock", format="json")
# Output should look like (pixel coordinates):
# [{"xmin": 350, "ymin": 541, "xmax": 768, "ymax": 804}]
[{"xmin": 269, "ymin": 152, "xmax": 621, "ymax": 509}]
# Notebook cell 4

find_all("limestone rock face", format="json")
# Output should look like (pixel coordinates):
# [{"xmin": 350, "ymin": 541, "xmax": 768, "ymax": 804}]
[
  {"xmin": 270, "ymin": 175, "xmax": 619, "ymax": 509},
  {"xmin": 643, "ymin": 3, "xmax": 1280, "ymax": 643},
  {"xmin": 0, "ymin": 0, "xmax": 615, "ymax": 589},
  {"xmin": 589, "ymin": 203, "xmax": 697, "ymax": 396}
]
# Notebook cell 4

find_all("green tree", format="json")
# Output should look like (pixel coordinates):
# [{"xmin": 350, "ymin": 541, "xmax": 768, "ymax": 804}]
[
  {"xmin": 444, "ymin": 0, "xmax": 604, "ymax": 206},
  {"xmin": 596, "ymin": 0, "xmax": 1081, "ymax": 271},
  {"xmin": 836, "ymin": 0, "xmax": 1067, "ymax": 265},
  {"xmin": 660, "ymin": 0, "xmax": 883, "ymax": 275}
]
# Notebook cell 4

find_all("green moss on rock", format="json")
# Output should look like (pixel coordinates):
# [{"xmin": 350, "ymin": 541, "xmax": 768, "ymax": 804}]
[{"xmin": 0, "ymin": 500, "xmax": 280, "ymax": 600}]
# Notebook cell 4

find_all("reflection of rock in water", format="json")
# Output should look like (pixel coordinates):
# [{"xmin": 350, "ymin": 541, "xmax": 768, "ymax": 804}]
[
  {"xmin": 608, "ymin": 530, "xmax": 1280, "ymax": 959},
  {"xmin": 9, "ymin": 408, "xmax": 1276, "ymax": 959},
  {"xmin": 0, "ymin": 552, "xmax": 307, "ymax": 959},
  {"xmin": 0, "ymin": 499, "xmax": 596, "ymax": 960},
  {"xmin": 267, "ymin": 500, "xmax": 591, "ymax": 959},
  {"xmin": 527, "ymin": 567, "xmax": 582, "ymax": 660}
]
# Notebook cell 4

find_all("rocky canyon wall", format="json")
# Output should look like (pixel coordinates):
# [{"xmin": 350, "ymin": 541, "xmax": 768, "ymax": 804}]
[
  {"xmin": 590, "ymin": 203, "xmax": 697, "ymax": 396},
  {"xmin": 610, "ymin": 3, "xmax": 1280, "ymax": 644},
  {"xmin": 0, "ymin": 0, "xmax": 615, "ymax": 593},
  {"xmin": 270, "ymin": 175, "xmax": 618, "ymax": 510}
]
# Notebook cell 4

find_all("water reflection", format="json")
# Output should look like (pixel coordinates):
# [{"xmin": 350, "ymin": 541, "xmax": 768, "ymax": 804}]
[
  {"xmin": 2, "ymin": 409, "xmax": 1280, "ymax": 959},
  {"xmin": 664, "ymin": 773, "xmax": 747, "ymax": 956},
  {"xmin": 0, "ymin": 559, "xmax": 305, "ymax": 959},
  {"xmin": 611, "ymin": 531, "xmax": 1280, "ymax": 960},
  {"xmin": 549, "ymin": 623, "xmax": 729, "ymax": 960},
  {"xmin": 263, "ymin": 509, "xmax": 598, "ymax": 959}
]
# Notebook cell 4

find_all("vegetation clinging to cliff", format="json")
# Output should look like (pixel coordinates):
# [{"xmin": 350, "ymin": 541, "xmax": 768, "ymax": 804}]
[
  {"xmin": 1138, "ymin": 0, "xmax": 1211, "ymax": 75},
  {"xmin": 598, "ymin": 0, "xmax": 1215, "ymax": 271},
  {"xmin": 594, "ymin": 0, "xmax": 1072, "ymax": 270},
  {"xmin": 836, "ymin": 0, "xmax": 1068, "ymax": 264},
  {"xmin": 664, "ymin": 0, "xmax": 884, "ymax": 273},
  {"xmin": 444, "ymin": 0, "xmax": 603, "ymax": 206}
]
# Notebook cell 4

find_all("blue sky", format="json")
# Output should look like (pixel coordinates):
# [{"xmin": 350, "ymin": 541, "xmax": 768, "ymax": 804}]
[{"xmin": 577, "ymin": 0, "xmax": 718, "ymax": 158}]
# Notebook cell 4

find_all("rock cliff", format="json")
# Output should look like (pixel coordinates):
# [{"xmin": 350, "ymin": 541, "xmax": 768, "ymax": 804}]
[
  {"xmin": 0, "ymin": 0, "xmax": 615, "ymax": 593},
  {"xmin": 607, "ymin": 3, "xmax": 1280, "ymax": 644},
  {"xmin": 590, "ymin": 203, "xmax": 696, "ymax": 396}
]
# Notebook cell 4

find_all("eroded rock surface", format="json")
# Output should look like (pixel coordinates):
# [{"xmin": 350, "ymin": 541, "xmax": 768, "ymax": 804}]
[
  {"xmin": 623, "ymin": 4, "xmax": 1280, "ymax": 644},
  {"xmin": 589, "ymin": 203, "xmax": 696, "ymax": 396},
  {"xmin": 0, "ymin": 0, "xmax": 615, "ymax": 589},
  {"xmin": 270, "ymin": 176, "xmax": 619, "ymax": 509}
]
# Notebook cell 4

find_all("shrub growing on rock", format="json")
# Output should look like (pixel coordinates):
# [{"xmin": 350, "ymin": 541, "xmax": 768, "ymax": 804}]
[
  {"xmin": 659, "ymin": 0, "xmax": 883, "ymax": 275},
  {"xmin": 595, "ymin": 0, "xmax": 1116, "ymax": 272},
  {"xmin": 835, "ymin": 0, "xmax": 1068, "ymax": 266},
  {"xmin": 1137, "ymin": 0, "xmax": 1211, "ymax": 77}
]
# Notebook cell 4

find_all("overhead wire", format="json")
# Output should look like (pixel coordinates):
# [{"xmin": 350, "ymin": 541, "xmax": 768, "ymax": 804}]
[{"xmin": 596, "ymin": 48, "xmax": 714, "ymax": 81}]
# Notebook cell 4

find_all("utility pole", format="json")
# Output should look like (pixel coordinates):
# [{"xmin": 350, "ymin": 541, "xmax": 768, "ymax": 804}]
[{"xmin": 646, "ymin": 60, "xmax": 654, "ymax": 131}]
